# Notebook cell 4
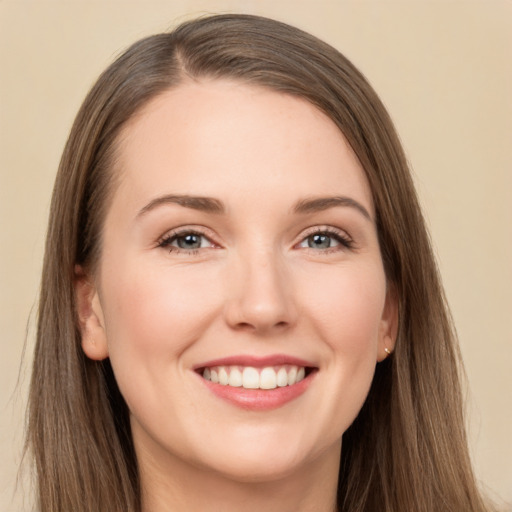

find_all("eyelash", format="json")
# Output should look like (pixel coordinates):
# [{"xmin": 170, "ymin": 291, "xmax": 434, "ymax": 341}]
[
  {"xmin": 297, "ymin": 227, "xmax": 354, "ymax": 254},
  {"xmin": 157, "ymin": 226, "xmax": 354, "ymax": 255},
  {"xmin": 157, "ymin": 228, "xmax": 216, "ymax": 255}
]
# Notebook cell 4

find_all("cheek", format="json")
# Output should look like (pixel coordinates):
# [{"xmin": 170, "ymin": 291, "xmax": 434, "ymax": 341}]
[
  {"xmin": 98, "ymin": 258, "xmax": 224, "ymax": 433},
  {"xmin": 300, "ymin": 261, "xmax": 386, "ymax": 354},
  {"xmin": 100, "ymin": 259, "xmax": 221, "ymax": 368},
  {"xmin": 289, "ymin": 261, "xmax": 387, "ymax": 442}
]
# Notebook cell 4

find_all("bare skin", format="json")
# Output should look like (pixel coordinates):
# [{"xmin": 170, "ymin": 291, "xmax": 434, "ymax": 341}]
[
  {"xmin": 137, "ymin": 428, "xmax": 340, "ymax": 512},
  {"xmin": 76, "ymin": 79, "xmax": 397, "ymax": 511}
]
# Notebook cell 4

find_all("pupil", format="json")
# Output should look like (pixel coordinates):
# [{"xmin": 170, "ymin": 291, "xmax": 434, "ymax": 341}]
[
  {"xmin": 178, "ymin": 234, "xmax": 200, "ymax": 249},
  {"xmin": 309, "ymin": 234, "xmax": 330, "ymax": 249}
]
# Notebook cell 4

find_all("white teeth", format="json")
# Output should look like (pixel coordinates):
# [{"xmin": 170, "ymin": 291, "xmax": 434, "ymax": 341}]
[
  {"xmin": 228, "ymin": 368, "xmax": 243, "ymax": 387},
  {"xmin": 242, "ymin": 367, "xmax": 260, "ymax": 389},
  {"xmin": 218, "ymin": 367, "xmax": 229, "ymax": 385},
  {"xmin": 201, "ymin": 364, "xmax": 309, "ymax": 389},
  {"xmin": 260, "ymin": 367, "xmax": 277, "ymax": 389},
  {"xmin": 276, "ymin": 367, "xmax": 288, "ymax": 387}
]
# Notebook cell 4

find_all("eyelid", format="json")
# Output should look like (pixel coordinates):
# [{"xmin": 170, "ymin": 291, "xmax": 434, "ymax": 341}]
[
  {"xmin": 155, "ymin": 224, "xmax": 354, "ymax": 254},
  {"xmin": 157, "ymin": 225, "xmax": 221, "ymax": 251},
  {"xmin": 294, "ymin": 225, "xmax": 354, "ymax": 251}
]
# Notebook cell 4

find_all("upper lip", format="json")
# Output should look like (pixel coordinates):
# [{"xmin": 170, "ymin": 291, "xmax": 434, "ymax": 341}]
[{"xmin": 193, "ymin": 354, "xmax": 317, "ymax": 370}]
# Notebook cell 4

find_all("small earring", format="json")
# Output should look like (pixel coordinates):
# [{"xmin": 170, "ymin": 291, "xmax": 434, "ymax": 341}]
[{"xmin": 384, "ymin": 347, "xmax": 392, "ymax": 356}]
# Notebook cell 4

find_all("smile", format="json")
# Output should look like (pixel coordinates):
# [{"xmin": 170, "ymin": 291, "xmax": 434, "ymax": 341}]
[
  {"xmin": 195, "ymin": 355, "xmax": 317, "ymax": 410},
  {"xmin": 201, "ymin": 365, "xmax": 306, "ymax": 389}
]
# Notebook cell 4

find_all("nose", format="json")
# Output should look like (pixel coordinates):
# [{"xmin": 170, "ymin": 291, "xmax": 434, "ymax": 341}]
[{"xmin": 223, "ymin": 249, "xmax": 298, "ymax": 335}]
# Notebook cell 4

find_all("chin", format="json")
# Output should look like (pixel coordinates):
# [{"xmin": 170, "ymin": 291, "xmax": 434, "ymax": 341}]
[
  {"xmin": 189, "ymin": 427, "xmax": 337, "ymax": 484},
  {"xmin": 203, "ymin": 451, "xmax": 310, "ymax": 484}
]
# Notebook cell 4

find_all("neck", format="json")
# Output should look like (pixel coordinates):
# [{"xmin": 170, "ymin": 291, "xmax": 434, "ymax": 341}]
[{"xmin": 137, "ymin": 439, "xmax": 340, "ymax": 512}]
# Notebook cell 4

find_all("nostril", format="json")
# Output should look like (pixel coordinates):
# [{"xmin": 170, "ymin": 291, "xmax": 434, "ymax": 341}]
[
  {"xmin": 233, "ymin": 321, "xmax": 256, "ymax": 331},
  {"xmin": 233, "ymin": 320, "xmax": 290, "ymax": 332}
]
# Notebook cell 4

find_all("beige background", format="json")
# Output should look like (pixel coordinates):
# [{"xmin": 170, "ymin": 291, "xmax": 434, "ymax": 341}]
[{"xmin": 1, "ymin": 1, "xmax": 511, "ymax": 510}]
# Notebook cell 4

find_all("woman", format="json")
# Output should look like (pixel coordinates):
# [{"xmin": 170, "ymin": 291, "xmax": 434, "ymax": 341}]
[{"xmin": 26, "ymin": 13, "xmax": 493, "ymax": 512}]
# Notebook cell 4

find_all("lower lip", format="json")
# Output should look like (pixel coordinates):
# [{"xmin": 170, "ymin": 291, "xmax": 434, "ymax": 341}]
[{"xmin": 199, "ymin": 372, "xmax": 315, "ymax": 411}]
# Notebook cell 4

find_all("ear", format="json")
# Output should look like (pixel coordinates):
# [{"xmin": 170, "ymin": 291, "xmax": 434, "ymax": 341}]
[
  {"xmin": 377, "ymin": 283, "xmax": 399, "ymax": 362},
  {"xmin": 74, "ymin": 265, "xmax": 109, "ymax": 360}
]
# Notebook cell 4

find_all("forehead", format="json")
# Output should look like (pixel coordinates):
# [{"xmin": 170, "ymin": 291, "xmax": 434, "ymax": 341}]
[{"xmin": 111, "ymin": 79, "xmax": 374, "ymax": 217}]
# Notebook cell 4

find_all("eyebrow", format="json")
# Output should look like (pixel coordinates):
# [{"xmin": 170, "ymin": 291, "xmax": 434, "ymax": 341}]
[
  {"xmin": 293, "ymin": 196, "xmax": 372, "ymax": 221},
  {"xmin": 137, "ymin": 194, "xmax": 225, "ymax": 218},
  {"xmin": 136, "ymin": 193, "xmax": 371, "ymax": 221}
]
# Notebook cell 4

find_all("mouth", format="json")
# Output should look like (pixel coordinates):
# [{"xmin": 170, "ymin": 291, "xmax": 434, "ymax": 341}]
[
  {"xmin": 194, "ymin": 355, "xmax": 318, "ymax": 410},
  {"xmin": 198, "ymin": 364, "xmax": 314, "ymax": 390}
]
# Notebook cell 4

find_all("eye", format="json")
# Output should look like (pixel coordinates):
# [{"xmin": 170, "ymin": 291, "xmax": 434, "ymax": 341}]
[
  {"xmin": 158, "ymin": 230, "xmax": 216, "ymax": 253},
  {"xmin": 302, "ymin": 233, "xmax": 339, "ymax": 249},
  {"xmin": 297, "ymin": 229, "xmax": 353, "ymax": 251}
]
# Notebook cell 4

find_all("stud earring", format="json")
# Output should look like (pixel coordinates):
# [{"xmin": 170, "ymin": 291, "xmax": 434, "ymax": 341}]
[{"xmin": 384, "ymin": 347, "xmax": 392, "ymax": 356}]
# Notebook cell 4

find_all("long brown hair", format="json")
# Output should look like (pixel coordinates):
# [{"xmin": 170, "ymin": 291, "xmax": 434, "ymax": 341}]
[{"xmin": 27, "ymin": 13, "xmax": 491, "ymax": 511}]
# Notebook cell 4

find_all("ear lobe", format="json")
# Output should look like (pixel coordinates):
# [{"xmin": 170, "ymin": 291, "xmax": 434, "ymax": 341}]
[
  {"xmin": 377, "ymin": 283, "xmax": 399, "ymax": 362},
  {"xmin": 74, "ymin": 265, "xmax": 109, "ymax": 361}
]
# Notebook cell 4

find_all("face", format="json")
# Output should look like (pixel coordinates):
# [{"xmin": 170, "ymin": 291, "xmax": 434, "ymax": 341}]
[{"xmin": 77, "ymin": 80, "xmax": 396, "ymax": 483}]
